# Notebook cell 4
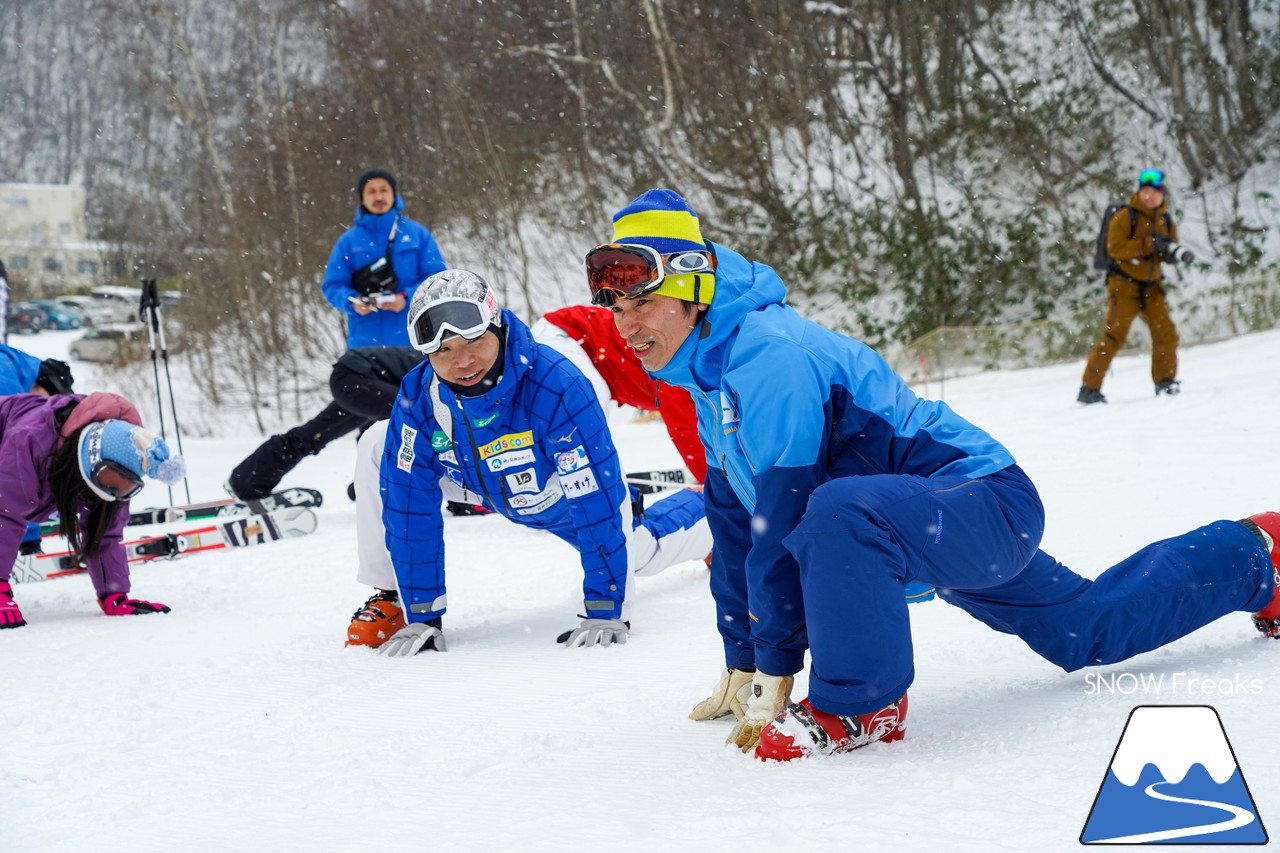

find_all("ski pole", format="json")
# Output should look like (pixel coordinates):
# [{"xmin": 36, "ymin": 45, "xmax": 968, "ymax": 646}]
[
  {"xmin": 140, "ymin": 280, "xmax": 192, "ymax": 503},
  {"xmin": 139, "ymin": 280, "xmax": 172, "ymax": 505}
]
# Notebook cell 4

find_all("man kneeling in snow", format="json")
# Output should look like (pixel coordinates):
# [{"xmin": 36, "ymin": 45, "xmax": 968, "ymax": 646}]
[{"xmin": 345, "ymin": 269, "xmax": 712, "ymax": 654}]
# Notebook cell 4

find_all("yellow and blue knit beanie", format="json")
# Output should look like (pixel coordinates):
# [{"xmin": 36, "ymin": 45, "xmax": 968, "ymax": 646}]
[{"xmin": 611, "ymin": 189, "xmax": 715, "ymax": 305}]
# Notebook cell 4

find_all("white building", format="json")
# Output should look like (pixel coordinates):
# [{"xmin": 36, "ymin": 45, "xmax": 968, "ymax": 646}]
[{"xmin": 0, "ymin": 183, "xmax": 123, "ymax": 293}]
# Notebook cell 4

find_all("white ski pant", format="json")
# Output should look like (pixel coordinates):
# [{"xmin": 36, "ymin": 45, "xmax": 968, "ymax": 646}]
[{"xmin": 354, "ymin": 420, "xmax": 711, "ymax": 618}]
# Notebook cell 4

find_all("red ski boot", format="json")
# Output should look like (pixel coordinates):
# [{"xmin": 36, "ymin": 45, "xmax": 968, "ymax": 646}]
[
  {"xmin": 1244, "ymin": 512, "xmax": 1280, "ymax": 638},
  {"xmin": 346, "ymin": 589, "xmax": 405, "ymax": 647},
  {"xmin": 755, "ymin": 693, "xmax": 907, "ymax": 761}
]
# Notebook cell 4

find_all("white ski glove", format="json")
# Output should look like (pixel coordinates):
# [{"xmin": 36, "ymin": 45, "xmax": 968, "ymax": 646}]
[
  {"xmin": 377, "ymin": 622, "xmax": 446, "ymax": 657},
  {"xmin": 727, "ymin": 672, "xmax": 794, "ymax": 753},
  {"xmin": 688, "ymin": 668, "xmax": 755, "ymax": 721},
  {"xmin": 557, "ymin": 618, "xmax": 629, "ymax": 648}
]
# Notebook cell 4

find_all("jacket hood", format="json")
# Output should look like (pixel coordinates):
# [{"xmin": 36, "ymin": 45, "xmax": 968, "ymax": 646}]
[
  {"xmin": 651, "ymin": 241, "xmax": 787, "ymax": 389},
  {"xmin": 0, "ymin": 345, "xmax": 41, "ymax": 395}
]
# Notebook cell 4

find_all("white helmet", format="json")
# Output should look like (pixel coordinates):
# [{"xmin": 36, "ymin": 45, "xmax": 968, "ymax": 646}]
[{"xmin": 407, "ymin": 270, "xmax": 503, "ymax": 354}]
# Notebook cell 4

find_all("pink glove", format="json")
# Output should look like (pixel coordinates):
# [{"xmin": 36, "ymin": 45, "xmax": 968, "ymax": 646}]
[
  {"xmin": 98, "ymin": 593, "xmax": 171, "ymax": 616},
  {"xmin": 0, "ymin": 581, "xmax": 26, "ymax": 629}
]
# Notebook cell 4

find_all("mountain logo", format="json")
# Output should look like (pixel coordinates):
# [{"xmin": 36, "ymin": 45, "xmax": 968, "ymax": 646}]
[{"xmin": 1080, "ymin": 705, "xmax": 1268, "ymax": 845}]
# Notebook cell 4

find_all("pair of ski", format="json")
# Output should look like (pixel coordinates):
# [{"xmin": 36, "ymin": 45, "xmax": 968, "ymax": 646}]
[{"xmin": 13, "ymin": 489, "xmax": 323, "ymax": 585}]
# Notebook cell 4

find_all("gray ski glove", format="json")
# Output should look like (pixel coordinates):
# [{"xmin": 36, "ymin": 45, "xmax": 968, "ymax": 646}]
[
  {"xmin": 556, "ymin": 618, "xmax": 629, "ymax": 647},
  {"xmin": 377, "ymin": 621, "xmax": 446, "ymax": 657}
]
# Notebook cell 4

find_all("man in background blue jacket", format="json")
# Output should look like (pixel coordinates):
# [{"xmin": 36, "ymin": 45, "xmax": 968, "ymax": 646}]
[
  {"xmin": 346, "ymin": 269, "xmax": 712, "ymax": 654},
  {"xmin": 321, "ymin": 168, "xmax": 447, "ymax": 347},
  {"xmin": 586, "ymin": 188, "xmax": 1280, "ymax": 761}
]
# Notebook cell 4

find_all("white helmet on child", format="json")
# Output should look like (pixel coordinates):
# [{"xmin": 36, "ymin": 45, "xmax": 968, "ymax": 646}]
[{"xmin": 407, "ymin": 270, "xmax": 503, "ymax": 354}]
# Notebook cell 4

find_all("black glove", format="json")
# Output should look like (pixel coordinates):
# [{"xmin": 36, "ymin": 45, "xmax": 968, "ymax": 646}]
[{"xmin": 1152, "ymin": 235, "xmax": 1172, "ymax": 254}]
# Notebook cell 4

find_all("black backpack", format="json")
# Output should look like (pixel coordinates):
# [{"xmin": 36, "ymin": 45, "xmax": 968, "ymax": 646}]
[{"xmin": 1093, "ymin": 204, "xmax": 1133, "ymax": 272}]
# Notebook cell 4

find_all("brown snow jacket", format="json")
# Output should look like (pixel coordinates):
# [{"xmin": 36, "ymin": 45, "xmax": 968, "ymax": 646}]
[{"xmin": 1106, "ymin": 192, "xmax": 1179, "ymax": 285}]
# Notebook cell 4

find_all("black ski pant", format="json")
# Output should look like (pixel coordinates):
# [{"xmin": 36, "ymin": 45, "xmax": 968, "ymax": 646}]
[{"xmin": 227, "ymin": 364, "xmax": 401, "ymax": 499}]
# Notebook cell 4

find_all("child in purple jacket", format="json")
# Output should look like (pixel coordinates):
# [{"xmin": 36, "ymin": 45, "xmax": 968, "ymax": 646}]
[{"xmin": 0, "ymin": 392, "xmax": 186, "ymax": 629}]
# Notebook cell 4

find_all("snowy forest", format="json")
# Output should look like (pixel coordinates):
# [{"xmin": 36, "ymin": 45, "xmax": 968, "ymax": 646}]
[{"xmin": 2, "ymin": 0, "xmax": 1279, "ymax": 406}]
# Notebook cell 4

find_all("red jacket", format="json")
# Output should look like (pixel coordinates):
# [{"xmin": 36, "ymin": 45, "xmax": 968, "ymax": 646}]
[{"xmin": 543, "ymin": 306, "xmax": 706, "ymax": 482}]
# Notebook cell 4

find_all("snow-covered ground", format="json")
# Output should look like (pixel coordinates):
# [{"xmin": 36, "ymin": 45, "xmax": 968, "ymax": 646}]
[{"xmin": 4, "ymin": 328, "xmax": 1279, "ymax": 853}]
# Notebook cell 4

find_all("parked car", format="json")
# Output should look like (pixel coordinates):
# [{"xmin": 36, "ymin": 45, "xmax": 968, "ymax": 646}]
[
  {"xmin": 53, "ymin": 295, "xmax": 124, "ymax": 327},
  {"xmin": 28, "ymin": 299, "xmax": 84, "ymax": 330},
  {"xmin": 68, "ymin": 324, "xmax": 147, "ymax": 363},
  {"xmin": 6, "ymin": 302, "xmax": 48, "ymax": 335}
]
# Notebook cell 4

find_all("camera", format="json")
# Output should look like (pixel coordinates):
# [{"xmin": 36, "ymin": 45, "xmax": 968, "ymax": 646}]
[{"xmin": 1153, "ymin": 235, "xmax": 1194, "ymax": 264}]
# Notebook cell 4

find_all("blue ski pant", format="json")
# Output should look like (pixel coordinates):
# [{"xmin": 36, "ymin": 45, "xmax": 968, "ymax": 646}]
[{"xmin": 723, "ymin": 465, "xmax": 1274, "ymax": 716}]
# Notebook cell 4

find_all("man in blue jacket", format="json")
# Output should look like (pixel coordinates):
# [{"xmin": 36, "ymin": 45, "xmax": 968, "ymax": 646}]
[
  {"xmin": 321, "ymin": 168, "xmax": 447, "ymax": 348},
  {"xmin": 348, "ymin": 269, "xmax": 712, "ymax": 654},
  {"xmin": 586, "ymin": 188, "xmax": 1280, "ymax": 761}
]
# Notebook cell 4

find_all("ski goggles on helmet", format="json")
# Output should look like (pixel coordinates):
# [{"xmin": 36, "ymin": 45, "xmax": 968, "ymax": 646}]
[
  {"xmin": 409, "ymin": 292, "xmax": 500, "ymax": 354},
  {"xmin": 88, "ymin": 459, "xmax": 145, "ymax": 501},
  {"xmin": 585, "ymin": 243, "xmax": 717, "ymax": 307},
  {"xmin": 1138, "ymin": 169, "xmax": 1166, "ymax": 189}
]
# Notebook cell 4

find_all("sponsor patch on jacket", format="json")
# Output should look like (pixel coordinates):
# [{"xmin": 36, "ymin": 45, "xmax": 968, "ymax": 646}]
[
  {"xmin": 505, "ymin": 469, "xmax": 539, "ymax": 495},
  {"xmin": 560, "ymin": 466, "xmax": 599, "ymax": 498},
  {"xmin": 720, "ymin": 391, "xmax": 740, "ymax": 431},
  {"xmin": 487, "ymin": 448, "xmax": 535, "ymax": 472},
  {"xmin": 398, "ymin": 425, "xmax": 418, "ymax": 472},
  {"xmin": 511, "ymin": 481, "xmax": 563, "ymax": 514},
  {"xmin": 479, "ymin": 431, "xmax": 534, "ymax": 460},
  {"xmin": 443, "ymin": 466, "xmax": 464, "ymax": 488},
  {"xmin": 430, "ymin": 430, "xmax": 453, "ymax": 452},
  {"xmin": 555, "ymin": 446, "xmax": 590, "ymax": 475},
  {"xmin": 472, "ymin": 412, "xmax": 498, "ymax": 428}
]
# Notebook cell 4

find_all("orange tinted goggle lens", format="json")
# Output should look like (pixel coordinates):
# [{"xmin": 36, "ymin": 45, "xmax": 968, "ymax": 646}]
[{"xmin": 586, "ymin": 246, "xmax": 660, "ymax": 301}]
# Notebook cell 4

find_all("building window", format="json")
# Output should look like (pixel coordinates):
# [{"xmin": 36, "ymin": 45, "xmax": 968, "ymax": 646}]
[
  {"xmin": 59, "ymin": 222, "xmax": 72, "ymax": 237},
  {"xmin": 78, "ymin": 260, "xmax": 99, "ymax": 275},
  {"xmin": 9, "ymin": 256, "xmax": 27, "ymax": 270},
  {"xmin": 43, "ymin": 257, "xmax": 62, "ymax": 272}
]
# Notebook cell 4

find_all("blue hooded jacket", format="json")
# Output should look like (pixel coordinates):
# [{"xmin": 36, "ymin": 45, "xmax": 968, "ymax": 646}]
[
  {"xmin": 0, "ymin": 345, "xmax": 42, "ymax": 396},
  {"xmin": 321, "ymin": 195, "xmax": 447, "ymax": 348},
  {"xmin": 380, "ymin": 311, "xmax": 631, "ymax": 624},
  {"xmin": 650, "ymin": 243, "xmax": 1016, "ymax": 675}
]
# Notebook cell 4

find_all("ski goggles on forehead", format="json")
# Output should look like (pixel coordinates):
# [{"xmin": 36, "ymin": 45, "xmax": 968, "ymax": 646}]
[
  {"xmin": 1138, "ymin": 169, "xmax": 1166, "ymax": 188},
  {"xmin": 409, "ymin": 296, "xmax": 498, "ymax": 354},
  {"xmin": 89, "ymin": 459, "xmax": 144, "ymax": 501},
  {"xmin": 585, "ymin": 243, "xmax": 716, "ymax": 307}
]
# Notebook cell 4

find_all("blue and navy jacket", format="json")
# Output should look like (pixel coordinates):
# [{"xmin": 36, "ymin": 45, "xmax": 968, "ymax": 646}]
[
  {"xmin": 380, "ymin": 311, "xmax": 630, "ymax": 624},
  {"xmin": 0, "ymin": 345, "xmax": 41, "ymax": 396},
  {"xmin": 651, "ymin": 243, "xmax": 1016, "ymax": 675},
  {"xmin": 321, "ymin": 195, "xmax": 447, "ymax": 348}
]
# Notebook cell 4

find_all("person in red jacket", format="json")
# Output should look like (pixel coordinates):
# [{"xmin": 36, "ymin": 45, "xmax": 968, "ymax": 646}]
[{"xmin": 534, "ymin": 305, "xmax": 706, "ymax": 482}]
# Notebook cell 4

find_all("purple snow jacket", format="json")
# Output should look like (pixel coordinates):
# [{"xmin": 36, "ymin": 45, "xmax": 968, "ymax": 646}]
[{"xmin": 0, "ymin": 392, "xmax": 143, "ymax": 595}]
